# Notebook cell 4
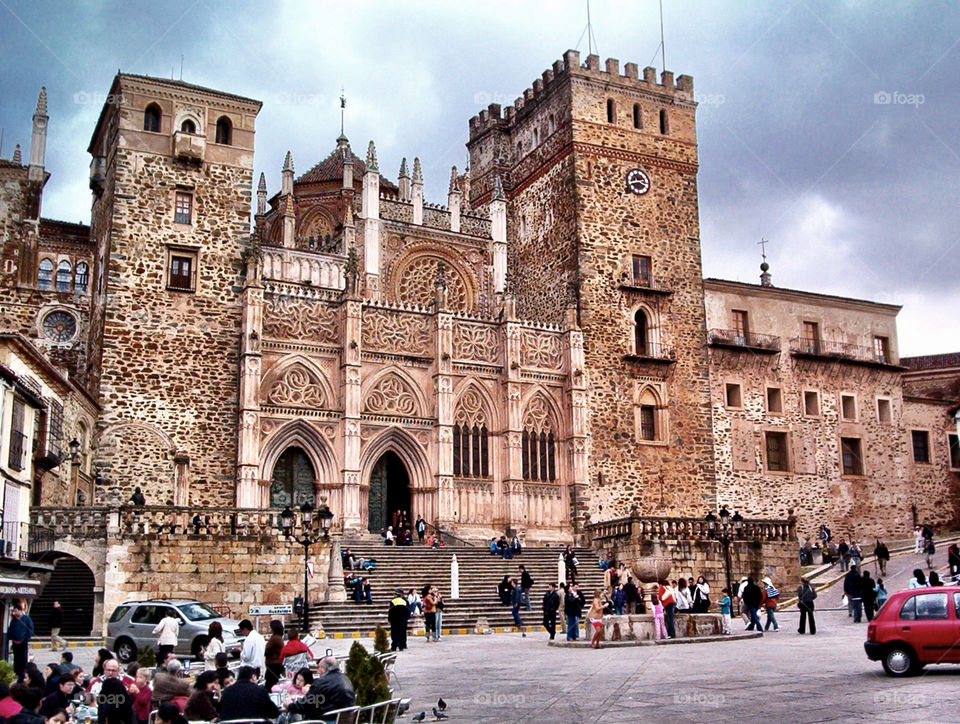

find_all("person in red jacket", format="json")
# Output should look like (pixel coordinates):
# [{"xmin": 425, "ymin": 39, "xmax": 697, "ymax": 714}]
[{"xmin": 657, "ymin": 580, "xmax": 677, "ymax": 638}]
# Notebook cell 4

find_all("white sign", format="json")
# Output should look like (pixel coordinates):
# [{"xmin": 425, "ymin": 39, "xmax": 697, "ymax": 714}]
[{"xmin": 249, "ymin": 604, "xmax": 293, "ymax": 616}]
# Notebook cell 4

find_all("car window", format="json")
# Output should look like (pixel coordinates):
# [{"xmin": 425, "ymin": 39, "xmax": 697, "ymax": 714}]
[
  {"xmin": 955, "ymin": 593, "xmax": 960, "ymax": 618},
  {"xmin": 915, "ymin": 593, "xmax": 948, "ymax": 620},
  {"xmin": 177, "ymin": 602, "xmax": 219, "ymax": 622},
  {"xmin": 109, "ymin": 605, "xmax": 130, "ymax": 623},
  {"xmin": 129, "ymin": 605, "xmax": 158, "ymax": 624}
]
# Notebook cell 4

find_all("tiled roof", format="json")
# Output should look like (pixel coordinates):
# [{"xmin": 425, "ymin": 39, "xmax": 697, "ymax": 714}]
[
  {"xmin": 296, "ymin": 139, "xmax": 397, "ymax": 190},
  {"xmin": 900, "ymin": 352, "xmax": 960, "ymax": 371}
]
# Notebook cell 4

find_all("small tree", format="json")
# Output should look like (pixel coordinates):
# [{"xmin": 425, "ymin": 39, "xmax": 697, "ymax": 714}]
[
  {"xmin": 0, "ymin": 661, "xmax": 14, "ymax": 686},
  {"xmin": 373, "ymin": 624, "xmax": 389, "ymax": 654},
  {"xmin": 344, "ymin": 641, "xmax": 391, "ymax": 707},
  {"xmin": 344, "ymin": 641, "xmax": 367, "ymax": 683}
]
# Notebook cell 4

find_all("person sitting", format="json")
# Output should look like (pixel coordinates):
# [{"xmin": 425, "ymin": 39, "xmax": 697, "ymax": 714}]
[
  {"xmin": 285, "ymin": 656, "xmax": 355, "ymax": 720},
  {"xmin": 218, "ymin": 666, "xmax": 279, "ymax": 721},
  {"xmin": 280, "ymin": 628, "xmax": 313, "ymax": 674},
  {"xmin": 271, "ymin": 667, "xmax": 312, "ymax": 698},
  {"xmin": 510, "ymin": 535, "xmax": 523, "ymax": 557},
  {"xmin": 154, "ymin": 703, "xmax": 187, "ymax": 724},
  {"xmin": 489, "ymin": 538, "xmax": 499, "ymax": 555},
  {"xmin": 407, "ymin": 588, "xmax": 423, "ymax": 615},
  {"xmin": 151, "ymin": 659, "xmax": 191, "ymax": 707},
  {"xmin": 384, "ymin": 526, "xmax": 395, "ymax": 546},
  {"xmin": 182, "ymin": 670, "xmax": 219, "ymax": 722},
  {"xmin": 40, "ymin": 673, "xmax": 74, "ymax": 717},
  {"xmin": 497, "ymin": 576, "xmax": 512, "ymax": 605}
]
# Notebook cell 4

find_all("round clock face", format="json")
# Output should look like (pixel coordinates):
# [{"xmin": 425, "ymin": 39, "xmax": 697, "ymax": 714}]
[
  {"xmin": 42, "ymin": 311, "xmax": 77, "ymax": 343},
  {"xmin": 626, "ymin": 168, "xmax": 651, "ymax": 195}
]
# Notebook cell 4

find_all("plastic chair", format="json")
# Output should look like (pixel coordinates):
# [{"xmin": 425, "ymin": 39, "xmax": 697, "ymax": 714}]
[{"xmin": 382, "ymin": 698, "xmax": 402, "ymax": 724}]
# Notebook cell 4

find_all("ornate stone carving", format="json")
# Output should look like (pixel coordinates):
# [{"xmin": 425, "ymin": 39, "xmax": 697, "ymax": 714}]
[
  {"xmin": 263, "ymin": 294, "xmax": 339, "ymax": 344},
  {"xmin": 265, "ymin": 365, "xmax": 327, "ymax": 408},
  {"xmin": 521, "ymin": 330, "xmax": 562, "ymax": 369},
  {"xmin": 392, "ymin": 254, "xmax": 472, "ymax": 311},
  {"xmin": 523, "ymin": 395, "xmax": 554, "ymax": 431},
  {"xmin": 452, "ymin": 323, "xmax": 498, "ymax": 363},
  {"xmin": 455, "ymin": 387, "xmax": 488, "ymax": 425},
  {"xmin": 362, "ymin": 308, "xmax": 431, "ymax": 356},
  {"xmin": 364, "ymin": 374, "xmax": 420, "ymax": 417},
  {"xmin": 345, "ymin": 420, "xmax": 361, "ymax": 436},
  {"xmin": 260, "ymin": 418, "xmax": 281, "ymax": 435}
]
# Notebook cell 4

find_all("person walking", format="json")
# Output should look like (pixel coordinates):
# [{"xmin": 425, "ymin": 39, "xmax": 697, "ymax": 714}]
[
  {"xmin": 914, "ymin": 525, "xmax": 923, "ymax": 553},
  {"xmin": 675, "ymin": 578, "xmax": 692, "ymax": 613},
  {"xmin": 761, "ymin": 577, "xmax": 780, "ymax": 632},
  {"xmin": 263, "ymin": 619, "xmax": 285, "ymax": 690},
  {"xmin": 48, "ymin": 601, "xmax": 65, "ymax": 652},
  {"xmin": 202, "ymin": 621, "xmax": 225, "ymax": 671},
  {"xmin": 923, "ymin": 535, "xmax": 936, "ymax": 569},
  {"xmin": 843, "ymin": 566, "xmax": 863, "ymax": 622},
  {"xmin": 510, "ymin": 579, "xmax": 526, "ymax": 637},
  {"xmin": 948, "ymin": 544, "xmax": 960, "ymax": 581},
  {"xmin": 873, "ymin": 539, "xmax": 890, "ymax": 577},
  {"xmin": 718, "ymin": 588, "xmax": 732, "ymax": 634},
  {"xmin": 388, "ymin": 589, "xmax": 410, "ymax": 651},
  {"xmin": 797, "ymin": 578, "xmax": 817, "ymax": 635},
  {"xmin": 542, "ymin": 583, "xmax": 560, "ymax": 640},
  {"xmin": 657, "ymin": 580, "xmax": 677, "ymax": 639},
  {"xmin": 838, "ymin": 539, "xmax": 850, "ymax": 572},
  {"xmin": 7, "ymin": 603, "xmax": 33, "ymax": 681},
  {"xmin": 415, "ymin": 516, "xmax": 426, "ymax": 544},
  {"xmin": 564, "ymin": 583, "xmax": 584, "ymax": 641},
  {"xmin": 588, "ymin": 590, "xmax": 604, "ymax": 649},
  {"xmin": 849, "ymin": 540, "xmax": 862, "ymax": 569},
  {"xmin": 152, "ymin": 608, "xmax": 179, "ymax": 665},
  {"xmin": 432, "ymin": 586, "xmax": 444, "ymax": 641},
  {"xmin": 875, "ymin": 578, "xmax": 889, "ymax": 609},
  {"xmin": 563, "ymin": 546, "xmax": 578, "ymax": 584},
  {"xmin": 861, "ymin": 570, "xmax": 878, "ymax": 622},
  {"xmin": 741, "ymin": 577, "xmax": 764, "ymax": 633},
  {"xmin": 736, "ymin": 576, "xmax": 750, "ymax": 627},
  {"xmin": 611, "ymin": 584, "xmax": 627, "ymax": 615},
  {"xmin": 423, "ymin": 587, "xmax": 437, "ymax": 642},
  {"xmin": 519, "ymin": 565, "xmax": 534, "ymax": 611}
]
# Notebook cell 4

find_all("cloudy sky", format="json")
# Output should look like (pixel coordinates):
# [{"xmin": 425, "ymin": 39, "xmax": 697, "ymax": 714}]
[{"xmin": 1, "ymin": 0, "xmax": 956, "ymax": 355}]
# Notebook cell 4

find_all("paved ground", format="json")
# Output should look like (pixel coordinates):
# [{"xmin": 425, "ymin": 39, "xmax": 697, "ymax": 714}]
[{"xmin": 53, "ymin": 547, "xmax": 958, "ymax": 723}]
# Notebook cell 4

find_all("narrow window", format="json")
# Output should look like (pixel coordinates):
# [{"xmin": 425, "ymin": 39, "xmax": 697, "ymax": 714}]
[
  {"xmin": 840, "ymin": 395, "xmax": 856, "ymax": 421},
  {"xmin": 873, "ymin": 335, "xmax": 889, "ymax": 363},
  {"xmin": 802, "ymin": 321, "xmax": 820, "ymax": 353},
  {"xmin": 215, "ymin": 116, "xmax": 232, "ymax": 145},
  {"xmin": 548, "ymin": 114, "xmax": 556, "ymax": 134},
  {"xmin": 180, "ymin": 119, "xmax": 196, "ymax": 134},
  {"xmin": 538, "ymin": 431, "xmax": 548, "ymax": 481},
  {"xmin": 639, "ymin": 406, "xmax": 656, "ymax": 441},
  {"xmin": 56, "ymin": 260, "xmax": 72, "ymax": 291},
  {"xmin": 74, "ymin": 262, "xmax": 89, "ymax": 293},
  {"xmin": 633, "ymin": 103, "xmax": 642, "ymax": 129},
  {"xmin": 912, "ymin": 430, "xmax": 930, "ymax": 464},
  {"xmin": 534, "ymin": 128, "xmax": 539, "ymax": 147},
  {"xmin": 143, "ymin": 103, "xmax": 161, "ymax": 132},
  {"xmin": 659, "ymin": 109, "xmax": 669, "ymax": 134},
  {"xmin": 631, "ymin": 255, "xmax": 651, "ymax": 286},
  {"xmin": 841, "ymin": 437, "xmax": 863, "ymax": 476},
  {"xmin": 877, "ymin": 398, "xmax": 892, "ymax": 423},
  {"xmin": 725, "ymin": 383, "xmax": 742, "ymax": 408},
  {"xmin": 803, "ymin": 390, "xmax": 820, "ymax": 416},
  {"xmin": 47, "ymin": 399, "xmax": 63, "ymax": 459},
  {"xmin": 521, "ymin": 430, "xmax": 530, "ymax": 480},
  {"xmin": 732, "ymin": 310, "xmax": 749, "ymax": 343},
  {"xmin": 452, "ymin": 425, "xmax": 461, "ymax": 476},
  {"xmin": 607, "ymin": 98, "xmax": 616, "ymax": 124},
  {"xmin": 174, "ymin": 192, "xmax": 193, "ymax": 224},
  {"xmin": 460, "ymin": 424, "xmax": 470, "ymax": 477},
  {"xmin": 765, "ymin": 432, "xmax": 789, "ymax": 472},
  {"xmin": 949, "ymin": 434, "xmax": 960, "ymax": 469},
  {"xmin": 8, "ymin": 398, "xmax": 26, "ymax": 471},
  {"xmin": 517, "ymin": 141, "xmax": 523, "ymax": 158},
  {"xmin": 634, "ymin": 309, "xmax": 648, "ymax": 356},
  {"xmin": 546, "ymin": 431, "xmax": 555, "ymax": 481},
  {"xmin": 471, "ymin": 424, "xmax": 481, "ymax": 477},
  {"xmin": 529, "ymin": 431, "xmax": 539, "ymax": 481},
  {"xmin": 766, "ymin": 387, "xmax": 783, "ymax": 414},
  {"xmin": 480, "ymin": 426, "xmax": 489, "ymax": 477},
  {"xmin": 167, "ymin": 252, "xmax": 196, "ymax": 292},
  {"xmin": 37, "ymin": 259, "xmax": 53, "ymax": 290}
]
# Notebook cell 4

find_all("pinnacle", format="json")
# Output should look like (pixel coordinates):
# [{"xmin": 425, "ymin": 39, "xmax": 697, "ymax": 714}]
[
  {"xmin": 12, "ymin": 145, "xmax": 21, "ymax": 165},
  {"xmin": 493, "ymin": 173, "xmax": 505, "ymax": 201},
  {"xmin": 283, "ymin": 151, "xmax": 294, "ymax": 172},
  {"xmin": 413, "ymin": 157, "xmax": 423, "ymax": 184},
  {"xmin": 448, "ymin": 166, "xmax": 460, "ymax": 193},
  {"xmin": 399, "ymin": 157, "xmax": 409, "ymax": 178},
  {"xmin": 35, "ymin": 87, "xmax": 47, "ymax": 116},
  {"xmin": 257, "ymin": 172, "xmax": 267, "ymax": 192},
  {"xmin": 365, "ymin": 141, "xmax": 378, "ymax": 172}
]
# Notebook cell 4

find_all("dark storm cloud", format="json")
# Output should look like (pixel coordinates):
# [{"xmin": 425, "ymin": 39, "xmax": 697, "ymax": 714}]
[{"xmin": 0, "ymin": 0, "xmax": 956, "ymax": 352}]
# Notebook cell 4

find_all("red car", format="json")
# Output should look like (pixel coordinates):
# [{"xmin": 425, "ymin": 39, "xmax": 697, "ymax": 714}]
[{"xmin": 865, "ymin": 585, "xmax": 960, "ymax": 676}]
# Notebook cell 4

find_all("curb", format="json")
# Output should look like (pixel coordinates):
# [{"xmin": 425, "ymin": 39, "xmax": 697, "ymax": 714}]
[
  {"xmin": 318, "ymin": 624, "xmax": 543, "ymax": 639},
  {"xmin": 547, "ymin": 631, "xmax": 762, "ymax": 648},
  {"xmin": 30, "ymin": 640, "xmax": 104, "ymax": 649}
]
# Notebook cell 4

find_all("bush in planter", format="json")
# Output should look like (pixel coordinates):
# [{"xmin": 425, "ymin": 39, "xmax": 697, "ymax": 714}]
[
  {"xmin": 373, "ymin": 624, "xmax": 390, "ymax": 654},
  {"xmin": 344, "ymin": 641, "xmax": 390, "ymax": 707}
]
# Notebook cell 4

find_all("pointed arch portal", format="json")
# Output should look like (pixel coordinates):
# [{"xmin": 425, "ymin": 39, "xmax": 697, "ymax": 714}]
[
  {"xmin": 367, "ymin": 451, "xmax": 411, "ymax": 533},
  {"xmin": 269, "ymin": 445, "xmax": 316, "ymax": 508}
]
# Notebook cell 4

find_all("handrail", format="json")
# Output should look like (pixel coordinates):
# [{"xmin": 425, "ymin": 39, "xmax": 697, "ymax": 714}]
[{"xmin": 426, "ymin": 521, "xmax": 476, "ymax": 547}]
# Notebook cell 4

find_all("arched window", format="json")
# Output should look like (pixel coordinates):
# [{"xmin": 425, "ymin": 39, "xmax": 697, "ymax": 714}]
[
  {"xmin": 548, "ymin": 114, "xmax": 556, "ymax": 134},
  {"xmin": 659, "ymin": 109, "xmax": 669, "ymax": 135},
  {"xmin": 74, "ymin": 262, "xmax": 89, "ymax": 293},
  {"xmin": 37, "ymin": 259, "xmax": 53, "ymax": 290},
  {"xmin": 633, "ymin": 103, "xmax": 642, "ymax": 129},
  {"xmin": 452, "ymin": 389, "xmax": 490, "ymax": 478},
  {"xmin": 521, "ymin": 396, "xmax": 556, "ymax": 482},
  {"xmin": 607, "ymin": 98, "xmax": 616, "ymax": 124},
  {"xmin": 215, "ymin": 116, "xmax": 232, "ymax": 145},
  {"xmin": 55, "ymin": 261, "xmax": 72, "ymax": 291},
  {"xmin": 143, "ymin": 103, "xmax": 161, "ymax": 132},
  {"xmin": 534, "ymin": 128, "xmax": 539, "ymax": 147},
  {"xmin": 180, "ymin": 119, "xmax": 196, "ymax": 134},
  {"xmin": 636, "ymin": 386, "xmax": 663, "ymax": 442},
  {"xmin": 634, "ymin": 309, "xmax": 649, "ymax": 356},
  {"xmin": 516, "ymin": 141, "xmax": 523, "ymax": 159}
]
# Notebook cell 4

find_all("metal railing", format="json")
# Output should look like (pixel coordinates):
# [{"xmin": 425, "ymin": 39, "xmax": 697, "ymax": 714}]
[
  {"xmin": 707, "ymin": 328, "xmax": 781, "ymax": 351},
  {"xmin": 0, "ymin": 520, "xmax": 55, "ymax": 561},
  {"xmin": 426, "ymin": 521, "xmax": 476, "ymax": 547},
  {"xmin": 628, "ymin": 342, "xmax": 675, "ymax": 361},
  {"xmin": 789, "ymin": 337, "xmax": 894, "ymax": 364},
  {"xmin": 620, "ymin": 275, "xmax": 672, "ymax": 293},
  {"xmin": 587, "ymin": 513, "xmax": 796, "ymax": 543}
]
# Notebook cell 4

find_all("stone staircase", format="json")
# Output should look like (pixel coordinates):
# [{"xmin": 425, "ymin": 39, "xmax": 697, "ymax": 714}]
[{"xmin": 307, "ymin": 542, "xmax": 605, "ymax": 634}]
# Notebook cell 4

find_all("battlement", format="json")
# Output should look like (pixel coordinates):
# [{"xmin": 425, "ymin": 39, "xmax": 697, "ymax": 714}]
[{"xmin": 468, "ymin": 49, "xmax": 694, "ymax": 141}]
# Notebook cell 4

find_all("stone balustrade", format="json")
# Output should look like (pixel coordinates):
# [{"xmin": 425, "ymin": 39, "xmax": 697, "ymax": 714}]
[{"xmin": 587, "ymin": 513, "xmax": 796, "ymax": 543}]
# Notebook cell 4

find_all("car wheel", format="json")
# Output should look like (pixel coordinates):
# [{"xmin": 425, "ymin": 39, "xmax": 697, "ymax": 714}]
[
  {"xmin": 881, "ymin": 645, "xmax": 917, "ymax": 677},
  {"xmin": 115, "ymin": 638, "xmax": 137, "ymax": 664}
]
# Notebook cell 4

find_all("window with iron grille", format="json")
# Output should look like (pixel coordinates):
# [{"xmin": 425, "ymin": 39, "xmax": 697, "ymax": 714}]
[
  {"xmin": 639, "ymin": 405, "xmax": 656, "ymax": 441},
  {"xmin": 47, "ymin": 398, "xmax": 63, "ymax": 460},
  {"xmin": 912, "ymin": 430, "xmax": 930, "ymax": 464},
  {"xmin": 174, "ymin": 192, "xmax": 193, "ymax": 224}
]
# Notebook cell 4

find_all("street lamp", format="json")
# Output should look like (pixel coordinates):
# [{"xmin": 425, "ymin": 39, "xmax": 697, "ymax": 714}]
[
  {"xmin": 282, "ymin": 499, "xmax": 332, "ymax": 630},
  {"xmin": 705, "ymin": 507, "xmax": 740, "ymax": 601}
]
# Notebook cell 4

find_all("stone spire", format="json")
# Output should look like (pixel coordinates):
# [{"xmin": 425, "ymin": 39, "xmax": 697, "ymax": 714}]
[
  {"xmin": 411, "ymin": 157, "xmax": 424, "ymax": 225},
  {"xmin": 365, "ymin": 141, "xmax": 378, "ymax": 173},
  {"xmin": 281, "ymin": 151, "xmax": 294, "ymax": 195},
  {"xmin": 412, "ymin": 157, "xmax": 423, "ymax": 184},
  {"xmin": 28, "ymin": 86, "xmax": 48, "ymax": 183},
  {"xmin": 448, "ymin": 166, "xmax": 462, "ymax": 233},
  {"xmin": 12, "ymin": 145, "xmax": 21, "ymax": 165},
  {"xmin": 399, "ymin": 157, "xmax": 409, "ymax": 178},
  {"xmin": 492, "ymin": 173, "xmax": 505, "ymax": 201},
  {"xmin": 448, "ymin": 165, "xmax": 460, "ymax": 193},
  {"xmin": 398, "ymin": 158, "xmax": 411, "ymax": 201},
  {"xmin": 256, "ymin": 172, "xmax": 267, "ymax": 215}
]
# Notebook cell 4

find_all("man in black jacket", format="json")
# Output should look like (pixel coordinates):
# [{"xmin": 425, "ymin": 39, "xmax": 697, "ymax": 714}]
[
  {"xmin": 541, "ymin": 583, "xmax": 561, "ymax": 640},
  {"xmin": 218, "ymin": 666, "xmax": 279, "ymax": 721},
  {"xmin": 519, "ymin": 565, "xmax": 535, "ymax": 611},
  {"xmin": 564, "ymin": 584, "xmax": 585, "ymax": 641},
  {"xmin": 740, "ymin": 577, "xmax": 764, "ymax": 633},
  {"xmin": 49, "ymin": 601, "xmax": 65, "ymax": 652},
  {"xmin": 388, "ymin": 589, "xmax": 410, "ymax": 651},
  {"xmin": 844, "ymin": 567, "xmax": 864, "ymax": 622},
  {"xmin": 797, "ymin": 577, "xmax": 818, "ymax": 634},
  {"xmin": 286, "ymin": 656, "xmax": 356, "ymax": 719}
]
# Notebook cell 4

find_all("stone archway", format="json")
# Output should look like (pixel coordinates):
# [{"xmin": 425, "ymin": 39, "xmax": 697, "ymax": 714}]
[
  {"xmin": 269, "ymin": 446, "xmax": 316, "ymax": 508},
  {"xmin": 359, "ymin": 428, "xmax": 435, "ymax": 529},
  {"xmin": 367, "ymin": 451, "xmax": 411, "ymax": 533},
  {"xmin": 32, "ymin": 552, "xmax": 98, "ymax": 637}
]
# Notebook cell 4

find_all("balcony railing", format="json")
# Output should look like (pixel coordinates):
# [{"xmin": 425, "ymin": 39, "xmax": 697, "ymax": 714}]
[
  {"xmin": 624, "ymin": 342, "xmax": 676, "ymax": 363},
  {"xmin": 707, "ymin": 328, "xmax": 781, "ymax": 352},
  {"xmin": 789, "ymin": 338, "xmax": 898, "ymax": 366},
  {"xmin": 587, "ymin": 513, "xmax": 795, "ymax": 543},
  {"xmin": 619, "ymin": 275, "xmax": 672, "ymax": 294},
  {"xmin": 0, "ymin": 520, "xmax": 55, "ymax": 562}
]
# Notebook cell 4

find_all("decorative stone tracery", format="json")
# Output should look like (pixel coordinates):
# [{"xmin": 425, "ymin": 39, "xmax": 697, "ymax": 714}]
[
  {"xmin": 265, "ymin": 365, "xmax": 327, "ymax": 408},
  {"xmin": 262, "ymin": 294, "xmax": 339, "ymax": 344},
  {"xmin": 453, "ymin": 322, "xmax": 499, "ymax": 363},
  {"xmin": 521, "ymin": 330, "xmax": 563, "ymax": 369},
  {"xmin": 362, "ymin": 308, "xmax": 431, "ymax": 356},
  {"xmin": 363, "ymin": 374, "xmax": 420, "ymax": 417}
]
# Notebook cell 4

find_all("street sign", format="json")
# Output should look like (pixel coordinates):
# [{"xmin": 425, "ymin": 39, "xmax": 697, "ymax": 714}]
[{"xmin": 248, "ymin": 604, "xmax": 294, "ymax": 616}]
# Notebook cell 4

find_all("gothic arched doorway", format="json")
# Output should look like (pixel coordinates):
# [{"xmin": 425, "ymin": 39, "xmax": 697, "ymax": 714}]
[
  {"xmin": 270, "ymin": 446, "xmax": 316, "ymax": 508},
  {"xmin": 368, "ymin": 451, "xmax": 410, "ymax": 533}
]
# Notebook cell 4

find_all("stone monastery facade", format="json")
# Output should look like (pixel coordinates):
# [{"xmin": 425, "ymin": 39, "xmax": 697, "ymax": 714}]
[{"xmin": 1, "ymin": 49, "xmax": 957, "ymax": 544}]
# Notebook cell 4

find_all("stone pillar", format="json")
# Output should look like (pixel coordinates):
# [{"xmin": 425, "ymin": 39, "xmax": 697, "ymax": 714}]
[
  {"xmin": 28, "ymin": 87, "xmax": 47, "ymax": 184},
  {"xmin": 340, "ymin": 298, "xmax": 363, "ymax": 532},
  {"xmin": 447, "ymin": 166, "xmax": 461, "ymax": 233},
  {"xmin": 451, "ymin": 554, "xmax": 460, "ymax": 599},
  {"xmin": 489, "ymin": 174, "xmax": 507, "ymax": 295},
  {"xmin": 564, "ymin": 307, "xmax": 588, "ymax": 534},
  {"xmin": 281, "ymin": 152, "xmax": 295, "ymax": 248},
  {"xmin": 325, "ymin": 538, "xmax": 346, "ymax": 602},
  {"xmin": 361, "ymin": 141, "xmax": 381, "ymax": 299},
  {"xmin": 411, "ymin": 158, "xmax": 423, "ymax": 225},
  {"xmin": 256, "ymin": 173, "xmax": 267, "ymax": 215},
  {"xmin": 435, "ymin": 311, "xmax": 454, "ymax": 527},
  {"xmin": 502, "ymin": 297, "xmax": 524, "ymax": 530},
  {"xmin": 236, "ymin": 277, "xmax": 264, "ymax": 508},
  {"xmin": 397, "ymin": 158, "xmax": 410, "ymax": 202}
]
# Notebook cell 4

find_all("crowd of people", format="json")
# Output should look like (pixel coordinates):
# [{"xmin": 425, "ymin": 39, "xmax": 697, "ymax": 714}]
[
  {"xmin": 387, "ymin": 583, "xmax": 446, "ymax": 650},
  {"xmin": 488, "ymin": 535, "xmax": 523, "ymax": 558},
  {"xmin": 380, "ymin": 510, "xmax": 433, "ymax": 547}
]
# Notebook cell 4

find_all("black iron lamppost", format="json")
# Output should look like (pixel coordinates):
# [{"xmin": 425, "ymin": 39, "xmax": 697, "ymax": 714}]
[
  {"xmin": 281, "ymin": 499, "xmax": 334, "ymax": 629},
  {"xmin": 706, "ymin": 507, "xmax": 744, "ymax": 598}
]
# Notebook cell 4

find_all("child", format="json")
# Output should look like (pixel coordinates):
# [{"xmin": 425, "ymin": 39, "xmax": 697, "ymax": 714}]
[
  {"xmin": 652, "ymin": 594, "xmax": 667, "ymax": 640},
  {"xmin": 875, "ymin": 578, "xmax": 888, "ymax": 609},
  {"xmin": 718, "ymin": 587, "xmax": 732, "ymax": 634}
]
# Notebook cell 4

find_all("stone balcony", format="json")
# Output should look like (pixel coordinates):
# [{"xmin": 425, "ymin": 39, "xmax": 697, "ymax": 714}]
[
  {"xmin": 587, "ymin": 512, "xmax": 796, "ymax": 543},
  {"xmin": 172, "ymin": 130, "xmax": 205, "ymax": 162},
  {"xmin": 707, "ymin": 328, "xmax": 781, "ymax": 353}
]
